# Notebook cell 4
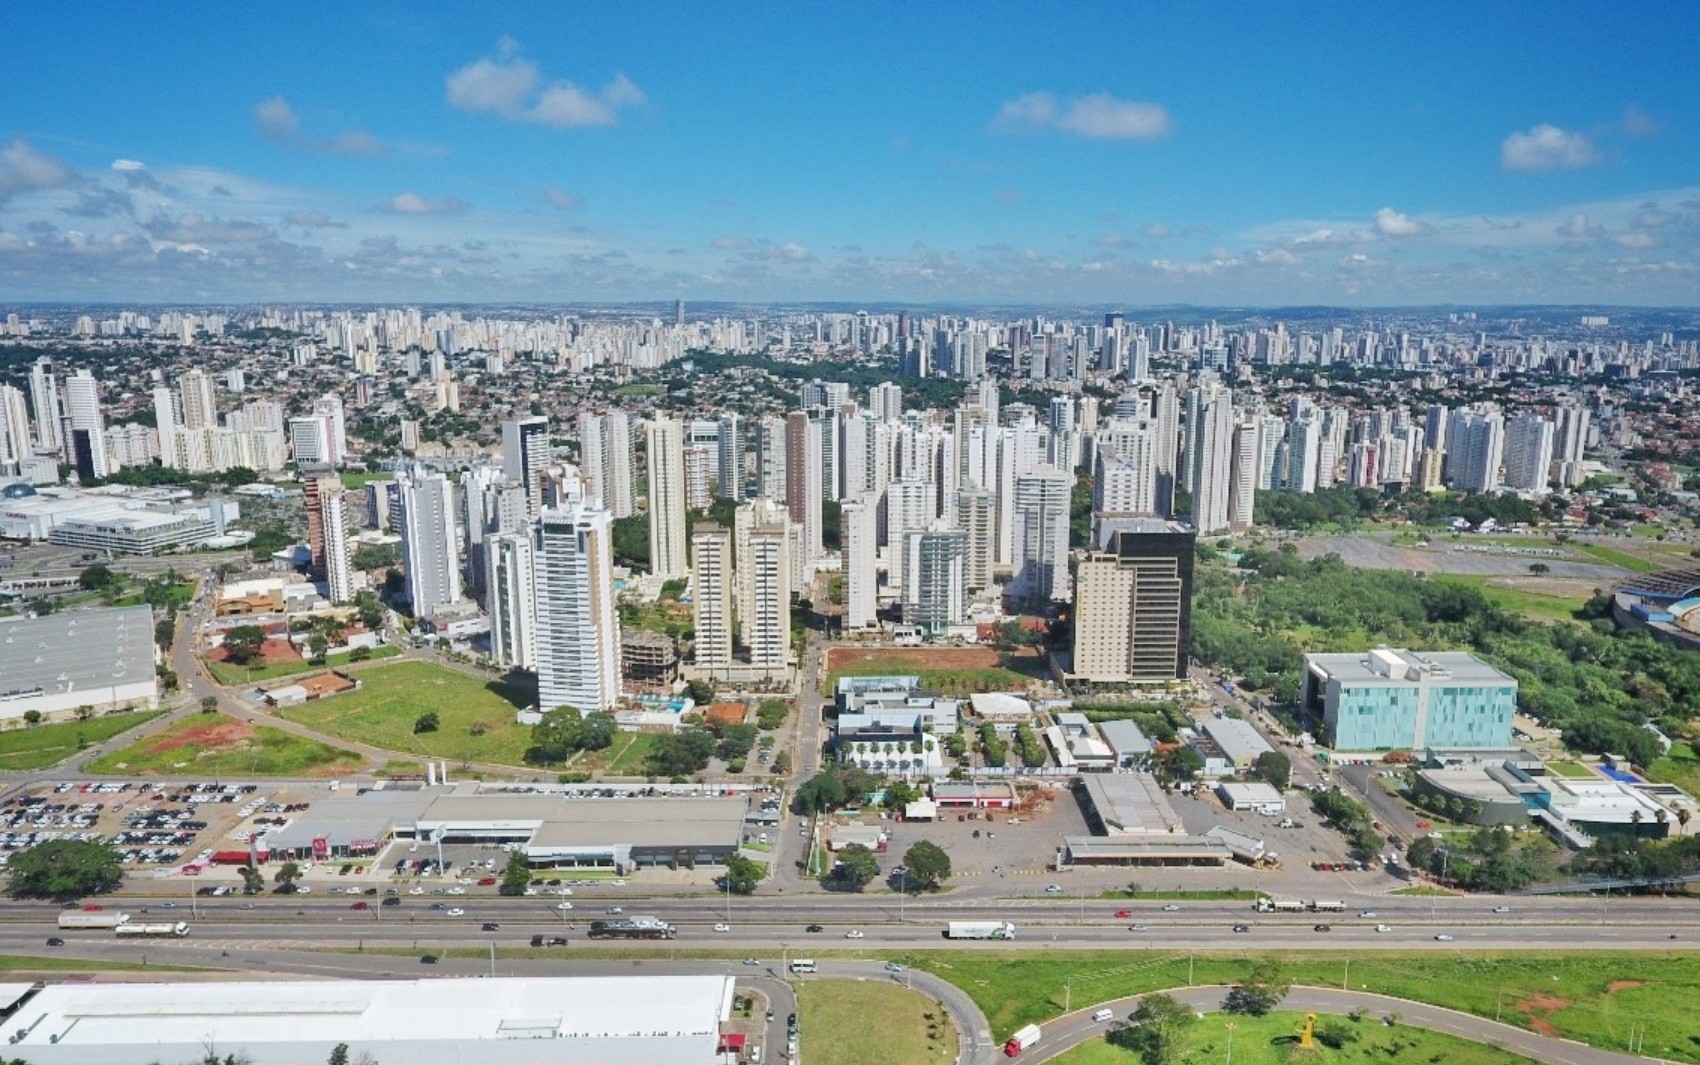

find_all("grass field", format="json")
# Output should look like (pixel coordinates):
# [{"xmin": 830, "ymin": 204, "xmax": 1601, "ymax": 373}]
[
  {"xmin": 603, "ymin": 732, "xmax": 660, "ymax": 775},
  {"xmin": 798, "ymin": 979, "xmax": 958, "ymax": 1065},
  {"xmin": 1576, "ymin": 542, "xmax": 1664, "ymax": 572},
  {"xmin": 907, "ymin": 950, "xmax": 1700, "ymax": 1062},
  {"xmin": 1388, "ymin": 886, "xmax": 1457, "ymax": 896},
  {"xmin": 0, "ymin": 710, "xmax": 165, "ymax": 770},
  {"xmin": 207, "ymin": 645, "xmax": 401, "ymax": 686},
  {"xmin": 1431, "ymin": 575, "xmax": 1589, "ymax": 622},
  {"xmin": 338, "ymin": 470, "xmax": 395, "ymax": 488},
  {"xmin": 87, "ymin": 716, "xmax": 362, "ymax": 776},
  {"xmin": 0, "ymin": 953, "xmax": 206, "ymax": 973},
  {"xmin": 278, "ymin": 660, "xmax": 536, "ymax": 766},
  {"xmin": 1544, "ymin": 759, "xmax": 1600, "ymax": 779},
  {"xmin": 1048, "ymin": 1011, "xmax": 1541, "ymax": 1065},
  {"xmin": 1650, "ymin": 740, "xmax": 1700, "ymax": 798}
]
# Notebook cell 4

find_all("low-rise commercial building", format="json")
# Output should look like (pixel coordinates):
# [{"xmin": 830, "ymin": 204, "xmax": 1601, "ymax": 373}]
[
  {"xmin": 1199, "ymin": 717, "xmax": 1274, "ymax": 769},
  {"xmin": 1215, "ymin": 780, "xmax": 1286, "ymax": 814},
  {"xmin": 4, "ymin": 975, "xmax": 736, "ymax": 1065},
  {"xmin": 0, "ymin": 606, "xmax": 158, "ymax": 723},
  {"xmin": 1303, "ymin": 648, "xmax": 1517, "ymax": 751},
  {"xmin": 1077, "ymin": 773, "xmax": 1185, "ymax": 835}
]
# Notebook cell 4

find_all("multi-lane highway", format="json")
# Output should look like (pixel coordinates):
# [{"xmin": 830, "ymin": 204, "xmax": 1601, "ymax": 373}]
[{"xmin": 5, "ymin": 889, "xmax": 1695, "ymax": 954}]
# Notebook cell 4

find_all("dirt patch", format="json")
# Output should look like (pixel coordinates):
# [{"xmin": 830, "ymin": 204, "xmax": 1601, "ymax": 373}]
[
  {"xmin": 1604, "ymin": 980, "xmax": 1643, "ymax": 994},
  {"xmin": 143, "ymin": 719, "xmax": 256, "ymax": 757},
  {"xmin": 1513, "ymin": 992, "xmax": 1572, "ymax": 1039},
  {"xmin": 208, "ymin": 639, "xmax": 302, "ymax": 665},
  {"xmin": 828, "ymin": 646, "xmax": 1003, "ymax": 672}
]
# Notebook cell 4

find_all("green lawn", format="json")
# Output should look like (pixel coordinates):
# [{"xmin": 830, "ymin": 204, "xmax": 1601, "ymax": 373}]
[
  {"xmin": 338, "ymin": 470, "xmax": 395, "ymax": 488},
  {"xmin": 206, "ymin": 644, "xmax": 401, "ymax": 686},
  {"xmin": 0, "ymin": 710, "xmax": 165, "ymax": 770},
  {"xmin": 278, "ymin": 660, "xmax": 536, "ymax": 766},
  {"xmin": 1650, "ymin": 741, "xmax": 1700, "ymax": 797},
  {"xmin": 0, "ymin": 952, "xmax": 206, "ymax": 973},
  {"xmin": 1544, "ymin": 759, "xmax": 1599, "ymax": 779},
  {"xmin": 828, "ymin": 665, "xmax": 1038, "ymax": 696},
  {"xmin": 87, "ymin": 716, "xmax": 362, "ymax": 776},
  {"xmin": 798, "ymin": 979, "xmax": 957, "ymax": 1065},
  {"xmin": 908, "ymin": 950, "xmax": 1700, "ymax": 1062},
  {"xmin": 1577, "ymin": 542, "xmax": 1664, "ymax": 572},
  {"xmin": 1049, "ymin": 1011, "xmax": 1540, "ymax": 1065},
  {"xmin": 603, "ymin": 732, "xmax": 660, "ymax": 775},
  {"xmin": 1388, "ymin": 885, "xmax": 1458, "ymax": 896},
  {"xmin": 1431, "ymin": 575, "xmax": 1588, "ymax": 622}
]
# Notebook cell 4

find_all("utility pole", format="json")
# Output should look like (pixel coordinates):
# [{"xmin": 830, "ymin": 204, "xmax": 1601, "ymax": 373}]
[
  {"xmin": 1188, "ymin": 952, "xmax": 1194, "ymax": 986},
  {"xmin": 1225, "ymin": 1021, "xmax": 1236, "ymax": 1065},
  {"xmin": 1342, "ymin": 958, "xmax": 1349, "ymax": 991},
  {"xmin": 489, "ymin": 940, "xmax": 496, "ymax": 977},
  {"xmin": 1064, "ymin": 976, "xmax": 1071, "ymax": 1013}
]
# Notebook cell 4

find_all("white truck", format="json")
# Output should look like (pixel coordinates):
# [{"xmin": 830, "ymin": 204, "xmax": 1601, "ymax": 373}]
[
  {"xmin": 57, "ymin": 912, "xmax": 131, "ymax": 930},
  {"xmin": 1253, "ymin": 898, "xmax": 1304, "ymax": 913},
  {"xmin": 945, "ymin": 921, "xmax": 1017, "ymax": 940},
  {"xmin": 114, "ymin": 921, "xmax": 190, "ymax": 938},
  {"xmin": 1004, "ymin": 1024, "xmax": 1041, "ymax": 1056},
  {"xmin": 1310, "ymin": 900, "xmax": 1345, "ymax": 913}
]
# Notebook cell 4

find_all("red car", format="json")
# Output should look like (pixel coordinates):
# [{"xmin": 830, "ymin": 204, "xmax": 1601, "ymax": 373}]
[
  {"xmin": 1113, "ymin": 910, "xmax": 1133, "ymax": 918},
  {"xmin": 80, "ymin": 904, "xmax": 103, "ymax": 912},
  {"xmin": 350, "ymin": 901, "xmax": 369, "ymax": 910},
  {"xmin": 477, "ymin": 877, "xmax": 497, "ymax": 886}
]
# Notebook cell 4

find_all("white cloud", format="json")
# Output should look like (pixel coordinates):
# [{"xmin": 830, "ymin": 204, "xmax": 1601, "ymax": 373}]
[
  {"xmin": 1256, "ymin": 248, "xmax": 1302, "ymax": 266},
  {"xmin": 0, "ymin": 139, "xmax": 77, "ymax": 203},
  {"xmin": 1557, "ymin": 211, "xmax": 1603, "ymax": 240},
  {"xmin": 110, "ymin": 159, "xmax": 146, "ymax": 173},
  {"xmin": 992, "ymin": 91, "xmax": 1169, "ymax": 140},
  {"xmin": 254, "ymin": 96, "xmax": 389, "ymax": 156},
  {"xmin": 1500, "ymin": 124, "xmax": 1599, "ymax": 172},
  {"xmin": 543, "ymin": 186, "xmax": 582, "ymax": 210},
  {"xmin": 711, "ymin": 235, "xmax": 750, "ymax": 250},
  {"xmin": 446, "ymin": 44, "xmax": 644, "ymax": 128},
  {"xmin": 1373, "ymin": 207, "xmax": 1430, "ymax": 238},
  {"xmin": 389, "ymin": 192, "xmax": 469, "ymax": 215},
  {"xmin": 1057, "ymin": 94, "xmax": 1171, "ymax": 140},
  {"xmin": 1095, "ymin": 232, "xmax": 1132, "ymax": 247},
  {"xmin": 1141, "ymin": 222, "xmax": 1170, "ymax": 239},
  {"xmin": 1614, "ymin": 231, "xmax": 1659, "ymax": 249},
  {"xmin": 1633, "ymin": 207, "xmax": 1679, "ymax": 229}
]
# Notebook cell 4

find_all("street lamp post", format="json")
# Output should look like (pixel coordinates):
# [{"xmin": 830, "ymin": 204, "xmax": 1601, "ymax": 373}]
[{"xmin": 1224, "ymin": 1021, "xmax": 1236, "ymax": 1065}]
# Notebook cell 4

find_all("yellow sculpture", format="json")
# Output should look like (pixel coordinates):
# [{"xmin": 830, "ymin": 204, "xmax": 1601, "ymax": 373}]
[{"xmin": 1296, "ymin": 1011, "xmax": 1318, "ymax": 1050}]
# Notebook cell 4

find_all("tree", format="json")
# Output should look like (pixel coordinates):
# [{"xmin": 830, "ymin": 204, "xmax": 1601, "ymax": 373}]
[
  {"xmin": 352, "ymin": 590, "xmax": 386, "ymax": 631},
  {"xmin": 413, "ymin": 711, "xmax": 440, "ymax": 734},
  {"xmin": 903, "ymin": 839, "xmax": 952, "ymax": 890},
  {"xmin": 498, "ymin": 849, "xmax": 531, "ymax": 897},
  {"xmin": 6, "ymin": 839, "xmax": 124, "ymax": 900},
  {"xmin": 274, "ymin": 862, "xmax": 302, "ymax": 891},
  {"xmin": 791, "ymin": 772, "xmax": 848, "ymax": 814},
  {"xmin": 771, "ymin": 750, "xmax": 793, "ymax": 775},
  {"xmin": 526, "ymin": 707, "xmax": 584, "ymax": 763},
  {"xmin": 579, "ymin": 711, "xmax": 616, "ymax": 751},
  {"xmin": 715, "ymin": 723, "xmax": 759, "ymax": 761},
  {"xmin": 200, "ymin": 696, "xmax": 219, "ymax": 714},
  {"xmin": 308, "ymin": 633, "xmax": 329, "ymax": 664},
  {"xmin": 238, "ymin": 865, "xmax": 265, "ymax": 895},
  {"xmin": 77, "ymin": 564, "xmax": 117, "ymax": 591},
  {"xmin": 155, "ymin": 617, "xmax": 176, "ymax": 650},
  {"xmin": 1253, "ymin": 750, "xmax": 1291, "ymax": 790},
  {"xmin": 1153, "ymin": 745, "xmax": 1203, "ymax": 785},
  {"xmin": 646, "ymin": 729, "xmax": 716, "ymax": 776},
  {"xmin": 352, "ymin": 543, "xmax": 399, "ymax": 572},
  {"xmin": 1107, "ymin": 992, "xmax": 1196, "ymax": 1065},
  {"xmin": 348, "ymin": 645, "xmax": 371, "ymax": 662},
  {"xmin": 723, "ymin": 853, "xmax": 765, "ymax": 895},
  {"xmin": 222, "ymin": 624, "xmax": 267, "ymax": 665},
  {"xmin": 1529, "ymin": 562, "xmax": 1550, "ymax": 576},
  {"xmin": 683, "ymin": 678, "xmax": 716, "ymax": 705},
  {"xmin": 22, "ymin": 710, "xmax": 41, "ymax": 727},
  {"xmin": 1224, "ymin": 960, "xmax": 1289, "ymax": 1015},
  {"xmin": 831, "ymin": 844, "xmax": 881, "ymax": 889}
]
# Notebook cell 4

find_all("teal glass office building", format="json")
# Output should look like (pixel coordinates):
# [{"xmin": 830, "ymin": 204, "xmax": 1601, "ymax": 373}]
[{"xmin": 1303, "ymin": 649, "xmax": 1517, "ymax": 751}]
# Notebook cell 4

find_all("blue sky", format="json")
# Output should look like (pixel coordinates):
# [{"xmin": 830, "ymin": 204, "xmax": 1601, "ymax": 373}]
[{"xmin": 2, "ymin": 2, "xmax": 1697, "ymax": 305}]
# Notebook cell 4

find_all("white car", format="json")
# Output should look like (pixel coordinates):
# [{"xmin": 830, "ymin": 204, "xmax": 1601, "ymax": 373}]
[
  {"xmin": 1434, "ymin": 933, "xmax": 1454, "ymax": 942},
  {"xmin": 556, "ymin": 888, "xmax": 573, "ymax": 896},
  {"xmin": 447, "ymin": 907, "xmax": 465, "ymax": 917},
  {"xmin": 844, "ymin": 930, "xmax": 864, "ymax": 939},
  {"xmin": 1357, "ymin": 911, "xmax": 1377, "ymax": 919},
  {"xmin": 408, "ymin": 887, "xmax": 424, "ymax": 896},
  {"xmin": 1492, "ymin": 905, "xmax": 1511, "ymax": 914},
  {"xmin": 1044, "ymin": 884, "xmax": 1063, "ymax": 894},
  {"xmin": 294, "ymin": 886, "xmax": 311, "ymax": 894},
  {"xmin": 555, "ymin": 902, "xmax": 573, "ymax": 910},
  {"xmin": 447, "ymin": 887, "xmax": 466, "ymax": 895},
  {"xmin": 714, "ymin": 923, "xmax": 731, "ymax": 932},
  {"xmin": 1162, "ymin": 904, "xmax": 1180, "ymax": 912},
  {"xmin": 523, "ymin": 888, "xmax": 537, "ymax": 896},
  {"xmin": 1375, "ymin": 924, "xmax": 1392, "ymax": 933}
]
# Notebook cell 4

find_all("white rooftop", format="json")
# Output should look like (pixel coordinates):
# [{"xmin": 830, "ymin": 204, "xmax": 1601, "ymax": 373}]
[
  {"xmin": 1305, "ymin": 648, "xmax": 1515, "ymax": 686},
  {"xmin": 11, "ymin": 975, "xmax": 736, "ymax": 1065},
  {"xmin": 969, "ymin": 692, "xmax": 1033, "ymax": 719},
  {"xmin": 0, "ymin": 606, "xmax": 157, "ymax": 698}
]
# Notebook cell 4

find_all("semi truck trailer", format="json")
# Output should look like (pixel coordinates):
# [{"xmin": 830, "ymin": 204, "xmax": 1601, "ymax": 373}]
[{"xmin": 945, "ymin": 921, "xmax": 1017, "ymax": 940}]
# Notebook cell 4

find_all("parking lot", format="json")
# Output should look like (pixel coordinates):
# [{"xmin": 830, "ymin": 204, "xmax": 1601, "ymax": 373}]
[{"xmin": 0, "ymin": 780, "xmax": 266, "ymax": 874}]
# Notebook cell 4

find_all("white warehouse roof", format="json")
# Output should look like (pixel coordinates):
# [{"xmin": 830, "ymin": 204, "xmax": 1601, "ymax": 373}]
[{"xmin": 8, "ymin": 975, "xmax": 736, "ymax": 1065}]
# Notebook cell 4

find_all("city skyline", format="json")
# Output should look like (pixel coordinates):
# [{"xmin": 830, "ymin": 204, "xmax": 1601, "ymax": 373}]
[{"xmin": 2, "ymin": 4, "xmax": 1698, "ymax": 305}]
